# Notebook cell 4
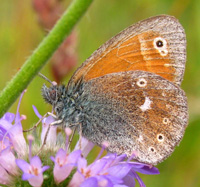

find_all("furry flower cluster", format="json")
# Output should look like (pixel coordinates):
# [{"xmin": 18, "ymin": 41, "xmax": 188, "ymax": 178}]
[{"xmin": 0, "ymin": 92, "xmax": 159, "ymax": 186}]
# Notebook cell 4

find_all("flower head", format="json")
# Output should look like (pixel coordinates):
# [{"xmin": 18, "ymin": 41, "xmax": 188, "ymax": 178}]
[
  {"xmin": 0, "ymin": 90, "xmax": 27, "ymax": 157},
  {"xmin": 69, "ymin": 147, "xmax": 159, "ymax": 187},
  {"xmin": 16, "ymin": 135, "xmax": 50, "ymax": 187},
  {"xmin": 50, "ymin": 128, "xmax": 82, "ymax": 184},
  {"xmin": 0, "ymin": 91, "xmax": 159, "ymax": 186}
]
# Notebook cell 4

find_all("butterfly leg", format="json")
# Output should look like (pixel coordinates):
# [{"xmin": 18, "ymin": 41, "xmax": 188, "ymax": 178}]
[
  {"xmin": 67, "ymin": 123, "xmax": 82, "ymax": 151},
  {"xmin": 23, "ymin": 112, "xmax": 57, "ymax": 132},
  {"xmin": 37, "ymin": 119, "xmax": 63, "ymax": 155},
  {"xmin": 66, "ymin": 126, "xmax": 77, "ymax": 151},
  {"xmin": 79, "ymin": 123, "xmax": 82, "ymax": 150}
]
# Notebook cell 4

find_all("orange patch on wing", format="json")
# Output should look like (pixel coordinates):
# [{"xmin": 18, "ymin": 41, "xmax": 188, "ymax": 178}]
[{"xmin": 75, "ymin": 31, "xmax": 176, "ymax": 83}]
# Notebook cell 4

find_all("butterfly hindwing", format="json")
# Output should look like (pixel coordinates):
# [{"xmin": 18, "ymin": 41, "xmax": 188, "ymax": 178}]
[{"xmin": 78, "ymin": 70, "xmax": 188, "ymax": 164}]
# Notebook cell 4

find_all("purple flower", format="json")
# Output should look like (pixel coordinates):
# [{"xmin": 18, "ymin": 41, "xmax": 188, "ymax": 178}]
[
  {"xmin": 16, "ymin": 135, "xmax": 50, "ymax": 187},
  {"xmin": 33, "ymin": 105, "xmax": 58, "ymax": 147},
  {"xmin": 0, "ymin": 90, "xmax": 160, "ymax": 187},
  {"xmin": 121, "ymin": 162, "xmax": 159, "ymax": 187},
  {"xmin": 16, "ymin": 156, "xmax": 49, "ymax": 187},
  {"xmin": 69, "ymin": 154, "xmax": 126, "ymax": 186},
  {"xmin": 51, "ymin": 149, "xmax": 81, "ymax": 184},
  {"xmin": 0, "ymin": 147, "xmax": 18, "ymax": 176},
  {"xmin": 6, "ymin": 114, "xmax": 27, "ymax": 157},
  {"xmin": 0, "ymin": 90, "xmax": 27, "ymax": 183},
  {"xmin": 74, "ymin": 136, "xmax": 95, "ymax": 157},
  {"xmin": 0, "ymin": 164, "xmax": 13, "ymax": 185},
  {"xmin": 0, "ymin": 91, "xmax": 27, "ymax": 157},
  {"xmin": 69, "ymin": 149, "xmax": 159, "ymax": 187},
  {"xmin": 50, "ymin": 127, "xmax": 81, "ymax": 184}
]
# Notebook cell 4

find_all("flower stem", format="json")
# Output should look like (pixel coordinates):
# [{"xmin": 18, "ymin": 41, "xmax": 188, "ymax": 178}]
[{"xmin": 0, "ymin": 0, "xmax": 93, "ymax": 117}]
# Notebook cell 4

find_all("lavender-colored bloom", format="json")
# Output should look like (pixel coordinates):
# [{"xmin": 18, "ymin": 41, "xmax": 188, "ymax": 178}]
[
  {"xmin": 50, "ymin": 127, "xmax": 82, "ymax": 184},
  {"xmin": 0, "ymin": 164, "xmax": 13, "ymax": 185},
  {"xmin": 16, "ymin": 156, "xmax": 49, "ymax": 187},
  {"xmin": 0, "ymin": 90, "xmax": 160, "ymax": 187},
  {"xmin": 0, "ymin": 125, "xmax": 11, "ymax": 151},
  {"xmin": 69, "ymin": 154, "xmax": 127, "ymax": 186},
  {"xmin": 0, "ymin": 92, "xmax": 27, "ymax": 157},
  {"xmin": 74, "ymin": 136, "xmax": 95, "ymax": 157},
  {"xmin": 7, "ymin": 115, "xmax": 27, "ymax": 157},
  {"xmin": 121, "ymin": 162, "xmax": 159, "ymax": 187},
  {"xmin": 69, "ymin": 151, "xmax": 159, "ymax": 187},
  {"xmin": 51, "ymin": 149, "xmax": 81, "ymax": 184},
  {"xmin": 16, "ymin": 134, "xmax": 50, "ymax": 187},
  {"xmin": 41, "ymin": 115, "xmax": 58, "ymax": 146},
  {"xmin": 1, "ymin": 112, "xmax": 15, "ymax": 123},
  {"xmin": 33, "ymin": 105, "xmax": 58, "ymax": 146},
  {"xmin": 0, "ymin": 147, "xmax": 18, "ymax": 176},
  {"xmin": 51, "ymin": 122, "xmax": 159, "ymax": 187},
  {"xmin": 0, "ymin": 104, "xmax": 26, "ymax": 178},
  {"xmin": 0, "ymin": 112, "xmax": 27, "ymax": 156}
]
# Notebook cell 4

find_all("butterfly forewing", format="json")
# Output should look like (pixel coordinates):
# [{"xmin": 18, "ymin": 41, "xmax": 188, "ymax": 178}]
[
  {"xmin": 69, "ymin": 15, "xmax": 186, "ymax": 87},
  {"xmin": 80, "ymin": 71, "xmax": 188, "ymax": 165}
]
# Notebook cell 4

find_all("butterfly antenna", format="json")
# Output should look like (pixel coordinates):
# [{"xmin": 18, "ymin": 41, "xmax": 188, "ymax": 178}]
[{"xmin": 38, "ymin": 73, "xmax": 56, "ymax": 86}]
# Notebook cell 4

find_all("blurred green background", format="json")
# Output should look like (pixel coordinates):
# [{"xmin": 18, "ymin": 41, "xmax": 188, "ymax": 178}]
[{"xmin": 0, "ymin": 0, "xmax": 200, "ymax": 186}]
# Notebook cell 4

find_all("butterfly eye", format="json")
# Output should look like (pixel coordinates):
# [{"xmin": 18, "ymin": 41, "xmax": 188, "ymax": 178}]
[
  {"xmin": 50, "ymin": 90, "xmax": 57, "ymax": 100},
  {"xmin": 54, "ymin": 102, "xmax": 64, "ymax": 114},
  {"xmin": 54, "ymin": 106, "xmax": 61, "ymax": 115}
]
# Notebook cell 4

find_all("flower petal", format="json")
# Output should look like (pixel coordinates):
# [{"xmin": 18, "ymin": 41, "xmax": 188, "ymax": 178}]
[
  {"xmin": 89, "ymin": 159, "xmax": 107, "ymax": 176},
  {"xmin": 0, "ymin": 147, "xmax": 18, "ymax": 175},
  {"xmin": 54, "ymin": 164, "xmax": 74, "ymax": 184},
  {"xmin": 0, "ymin": 165, "xmax": 13, "ymax": 185},
  {"xmin": 74, "ymin": 137, "xmax": 94, "ymax": 157},
  {"xmin": 52, "ymin": 149, "xmax": 80, "ymax": 184},
  {"xmin": 50, "ymin": 156, "xmax": 55, "ymax": 162},
  {"xmin": 41, "ymin": 165, "xmax": 50, "ymax": 173},
  {"xmin": 128, "ymin": 163, "xmax": 160, "ymax": 175},
  {"xmin": 41, "ymin": 116, "xmax": 57, "ymax": 146},
  {"xmin": 129, "ymin": 171, "xmax": 146, "ymax": 187},
  {"xmin": 2, "ymin": 113, "xmax": 15, "ymax": 123},
  {"xmin": 68, "ymin": 150, "xmax": 82, "ymax": 164},
  {"xmin": 122, "ymin": 174, "xmax": 136, "ymax": 187},
  {"xmin": 30, "ymin": 156, "xmax": 42, "ymax": 169},
  {"xmin": 28, "ymin": 173, "xmax": 43, "ymax": 187},
  {"xmin": 77, "ymin": 157, "xmax": 87, "ymax": 171},
  {"xmin": 0, "ymin": 119, "xmax": 12, "ymax": 130},
  {"xmin": 103, "ymin": 175, "xmax": 123, "ymax": 185},
  {"xmin": 9, "ymin": 121, "xmax": 27, "ymax": 156},
  {"xmin": 98, "ymin": 175, "xmax": 121, "ymax": 186},
  {"xmin": 106, "ymin": 164, "xmax": 131, "ymax": 179},
  {"xmin": 69, "ymin": 171, "xmax": 85, "ymax": 187},
  {"xmin": 22, "ymin": 173, "xmax": 35, "ymax": 180},
  {"xmin": 80, "ymin": 177, "xmax": 98, "ymax": 187},
  {"xmin": 32, "ymin": 105, "xmax": 42, "ymax": 119},
  {"xmin": 16, "ymin": 159, "xmax": 30, "ymax": 173}
]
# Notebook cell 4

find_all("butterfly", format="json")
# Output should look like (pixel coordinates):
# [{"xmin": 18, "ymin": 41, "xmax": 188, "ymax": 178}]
[{"xmin": 42, "ymin": 15, "xmax": 188, "ymax": 165}]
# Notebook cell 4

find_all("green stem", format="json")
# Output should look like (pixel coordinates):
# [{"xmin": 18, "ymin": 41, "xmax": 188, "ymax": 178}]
[{"xmin": 0, "ymin": 0, "xmax": 93, "ymax": 117}]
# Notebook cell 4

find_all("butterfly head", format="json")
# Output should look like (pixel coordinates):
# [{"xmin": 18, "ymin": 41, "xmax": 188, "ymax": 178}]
[{"xmin": 41, "ymin": 84, "xmax": 65, "ymax": 115}]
